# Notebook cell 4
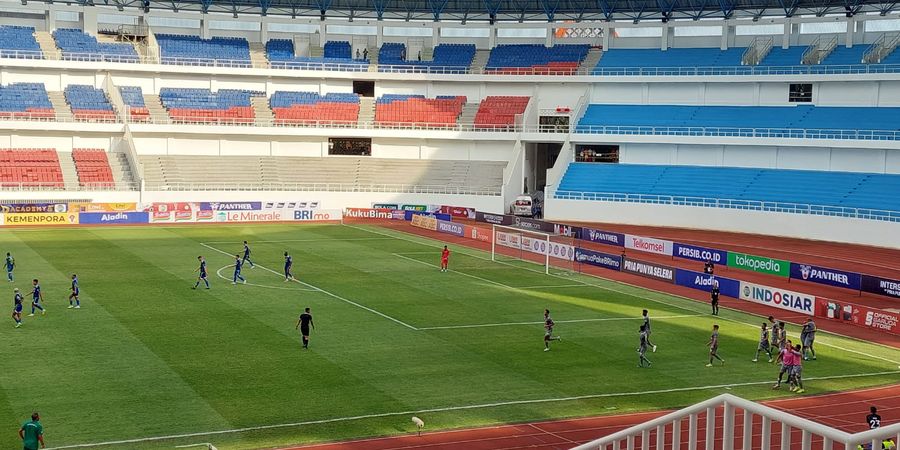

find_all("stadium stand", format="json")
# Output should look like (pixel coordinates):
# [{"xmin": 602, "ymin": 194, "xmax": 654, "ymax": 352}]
[
  {"xmin": 576, "ymin": 104, "xmax": 900, "ymax": 137},
  {"xmin": 473, "ymin": 96, "xmax": 530, "ymax": 129},
  {"xmin": 270, "ymin": 91, "xmax": 360, "ymax": 125},
  {"xmin": 0, "ymin": 26, "xmax": 42, "ymax": 59},
  {"xmin": 758, "ymin": 46, "xmax": 807, "ymax": 66},
  {"xmin": 555, "ymin": 163, "xmax": 900, "ymax": 212},
  {"xmin": 159, "ymin": 88, "xmax": 255, "ymax": 124},
  {"xmin": 71, "ymin": 148, "xmax": 115, "ymax": 187},
  {"xmin": 375, "ymin": 94, "xmax": 466, "ymax": 127},
  {"xmin": 140, "ymin": 155, "xmax": 507, "ymax": 194},
  {"xmin": 265, "ymin": 39, "xmax": 367, "ymax": 71},
  {"xmin": 118, "ymin": 86, "xmax": 149, "ymax": 122},
  {"xmin": 63, "ymin": 85, "xmax": 116, "ymax": 122},
  {"xmin": 485, "ymin": 44, "xmax": 590, "ymax": 74},
  {"xmin": 157, "ymin": 34, "xmax": 251, "ymax": 66},
  {"xmin": 821, "ymin": 45, "xmax": 868, "ymax": 65},
  {"xmin": 52, "ymin": 29, "xmax": 138, "ymax": 62},
  {"xmin": 378, "ymin": 43, "xmax": 475, "ymax": 73},
  {"xmin": 0, "ymin": 83, "xmax": 54, "ymax": 120},
  {"xmin": 0, "ymin": 148, "xmax": 64, "ymax": 188},
  {"xmin": 592, "ymin": 47, "xmax": 747, "ymax": 74}
]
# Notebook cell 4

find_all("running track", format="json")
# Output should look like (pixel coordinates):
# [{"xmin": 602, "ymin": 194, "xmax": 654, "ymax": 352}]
[{"xmin": 284, "ymin": 385, "xmax": 900, "ymax": 450}]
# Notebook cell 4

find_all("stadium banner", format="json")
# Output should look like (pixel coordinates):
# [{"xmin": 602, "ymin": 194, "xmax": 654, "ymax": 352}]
[
  {"xmin": 621, "ymin": 258, "xmax": 675, "ymax": 283},
  {"xmin": 213, "ymin": 209, "xmax": 340, "ymax": 223},
  {"xmin": 79, "ymin": 212, "xmax": 149, "ymax": 225},
  {"xmin": 738, "ymin": 281, "xmax": 815, "ymax": 315},
  {"xmin": 815, "ymin": 298, "xmax": 899, "ymax": 335},
  {"xmin": 372, "ymin": 203, "xmax": 399, "ymax": 210},
  {"xmin": 547, "ymin": 241, "xmax": 576, "ymax": 261},
  {"xmin": 436, "ymin": 219, "xmax": 464, "ymax": 237},
  {"xmin": 464, "ymin": 225, "xmax": 493, "ymax": 244},
  {"xmin": 200, "ymin": 202, "xmax": 262, "ymax": 211},
  {"xmin": 291, "ymin": 209, "xmax": 341, "ymax": 221},
  {"xmin": 475, "ymin": 211, "xmax": 514, "ymax": 226},
  {"xmin": 410, "ymin": 214, "xmax": 438, "ymax": 231},
  {"xmin": 674, "ymin": 269, "xmax": 740, "ymax": 298},
  {"xmin": 574, "ymin": 248, "xmax": 621, "ymax": 271},
  {"xmin": 624, "ymin": 235, "xmax": 674, "ymax": 256},
  {"xmin": 496, "ymin": 231, "xmax": 521, "ymax": 249},
  {"xmin": 375, "ymin": 203, "xmax": 437, "ymax": 212},
  {"xmin": 262, "ymin": 201, "xmax": 319, "ymax": 211},
  {"xmin": 512, "ymin": 216, "xmax": 550, "ymax": 232},
  {"xmin": 1, "ymin": 202, "xmax": 68, "ymax": 213},
  {"xmin": 404, "ymin": 210, "xmax": 451, "ymax": 222},
  {"xmin": 727, "ymin": 252, "xmax": 790, "ymax": 277},
  {"xmin": 68, "ymin": 202, "xmax": 138, "ymax": 213},
  {"xmin": 580, "ymin": 227, "xmax": 626, "ymax": 247},
  {"xmin": 789, "ymin": 263, "xmax": 862, "ymax": 291},
  {"xmin": 440, "ymin": 205, "xmax": 476, "ymax": 219},
  {"xmin": 344, "ymin": 208, "xmax": 396, "ymax": 220},
  {"xmin": 4, "ymin": 212, "xmax": 79, "ymax": 226},
  {"xmin": 673, "ymin": 243, "xmax": 728, "ymax": 264},
  {"xmin": 860, "ymin": 275, "xmax": 900, "ymax": 299}
]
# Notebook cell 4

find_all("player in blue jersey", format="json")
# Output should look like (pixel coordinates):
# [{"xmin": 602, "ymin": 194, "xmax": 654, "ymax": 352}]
[
  {"xmin": 241, "ymin": 241, "xmax": 255, "ymax": 268},
  {"xmin": 28, "ymin": 279, "xmax": 45, "ymax": 316},
  {"xmin": 68, "ymin": 274, "xmax": 80, "ymax": 309},
  {"xmin": 12, "ymin": 287, "xmax": 23, "ymax": 328},
  {"xmin": 284, "ymin": 252, "xmax": 294, "ymax": 282},
  {"xmin": 232, "ymin": 254, "xmax": 246, "ymax": 285},
  {"xmin": 5, "ymin": 252, "xmax": 14, "ymax": 282},
  {"xmin": 192, "ymin": 256, "xmax": 210, "ymax": 289}
]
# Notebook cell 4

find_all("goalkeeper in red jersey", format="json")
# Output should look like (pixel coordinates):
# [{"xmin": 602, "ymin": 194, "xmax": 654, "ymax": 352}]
[{"xmin": 440, "ymin": 245, "xmax": 450, "ymax": 272}]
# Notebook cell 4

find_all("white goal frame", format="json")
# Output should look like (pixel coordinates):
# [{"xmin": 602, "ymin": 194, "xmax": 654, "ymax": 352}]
[{"xmin": 491, "ymin": 224, "xmax": 552, "ymax": 274}]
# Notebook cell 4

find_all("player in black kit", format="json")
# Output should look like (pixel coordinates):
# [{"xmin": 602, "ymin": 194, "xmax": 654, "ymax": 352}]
[
  {"xmin": 296, "ymin": 307, "xmax": 315, "ymax": 349},
  {"xmin": 710, "ymin": 278, "xmax": 720, "ymax": 316}
]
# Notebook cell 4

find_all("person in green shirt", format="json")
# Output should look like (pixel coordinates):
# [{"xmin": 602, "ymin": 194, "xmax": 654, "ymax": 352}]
[{"xmin": 19, "ymin": 412, "xmax": 44, "ymax": 450}]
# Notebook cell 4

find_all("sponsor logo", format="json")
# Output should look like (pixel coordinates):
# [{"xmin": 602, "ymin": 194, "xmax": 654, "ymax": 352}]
[
  {"xmin": 411, "ymin": 214, "xmax": 438, "ymax": 231},
  {"xmin": 881, "ymin": 280, "xmax": 900, "ymax": 295},
  {"xmin": 224, "ymin": 211, "xmax": 283, "ymax": 222},
  {"xmin": 738, "ymin": 281, "xmax": 814, "ymax": 315},
  {"xmin": 728, "ymin": 252, "xmax": 790, "ymax": 277},
  {"xmin": 514, "ymin": 217, "xmax": 544, "ymax": 231},
  {"xmin": 197, "ymin": 210, "xmax": 214, "ymax": 221},
  {"xmin": 482, "ymin": 213, "xmax": 508, "ymax": 224},
  {"xmin": 202, "ymin": 202, "xmax": 261, "ymax": 211},
  {"xmin": 263, "ymin": 201, "xmax": 319, "ymax": 210},
  {"xmin": 860, "ymin": 275, "xmax": 900, "ymax": 299},
  {"xmin": 174, "ymin": 211, "xmax": 193, "ymax": 221},
  {"xmin": 553, "ymin": 224, "xmax": 579, "ymax": 238},
  {"xmin": 791, "ymin": 263, "xmax": 858, "ymax": 289},
  {"xmin": 79, "ymin": 212, "xmax": 150, "ymax": 225},
  {"xmin": 4, "ymin": 212, "xmax": 78, "ymax": 225},
  {"xmin": 624, "ymin": 235, "xmax": 674, "ymax": 256},
  {"xmin": 293, "ymin": 210, "xmax": 338, "ymax": 221},
  {"xmin": 575, "ymin": 248, "xmax": 621, "ymax": 270},
  {"xmin": 585, "ymin": 228, "xmax": 623, "ymax": 246},
  {"xmin": 437, "ymin": 220, "xmax": 464, "ymax": 237},
  {"xmin": 345, "ymin": 208, "xmax": 394, "ymax": 219},
  {"xmin": 372, "ymin": 203, "xmax": 399, "ymax": 210},
  {"xmin": 152, "ymin": 211, "xmax": 170, "ymax": 221},
  {"xmin": 864, "ymin": 310, "xmax": 899, "ymax": 331},
  {"xmin": 1, "ymin": 203, "xmax": 67, "ymax": 214},
  {"xmin": 674, "ymin": 243, "xmax": 727, "ymax": 264},
  {"xmin": 622, "ymin": 258, "xmax": 675, "ymax": 282}
]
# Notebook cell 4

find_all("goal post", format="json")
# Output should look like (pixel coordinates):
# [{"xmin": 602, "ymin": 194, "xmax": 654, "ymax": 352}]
[{"xmin": 491, "ymin": 224, "xmax": 577, "ymax": 276}]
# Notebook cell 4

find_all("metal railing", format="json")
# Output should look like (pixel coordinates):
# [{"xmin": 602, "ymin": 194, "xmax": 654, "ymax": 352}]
[
  {"xmin": 142, "ymin": 181, "xmax": 501, "ymax": 196},
  {"xmin": 803, "ymin": 35, "xmax": 839, "ymax": 65},
  {"xmin": 742, "ymin": 36, "xmax": 774, "ymax": 66},
  {"xmin": 572, "ymin": 393, "xmax": 900, "ymax": 450},
  {"xmin": 573, "ymin": 124, "xmax": 900, "ymax": 141},
  {"xmin": 553, "ymin": 190, "xmax": 900, "ymax": 222},
  {"xmin": 0, "ymin": 182, "xmax": 138, "ymax": 192},
  {"xmin": 0, "ymin": 113, "xmax": 121, "ymax": 124}
]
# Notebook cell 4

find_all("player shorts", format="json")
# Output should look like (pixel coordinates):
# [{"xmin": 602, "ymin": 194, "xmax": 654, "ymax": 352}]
[
  {"xmin": 14, "ymin": 304, "xmax": 22, "ymax": 313},
  {"xmin": 544, "ymin": 330, "xmax": 553, "ymax": 338},
  {"xmin": 709, "ymin": 345, "xmax": 718, "ymax": 354},
  {"xmin": 758, "ymin": 341, "xmax": 770, "ymax": 351},
  {"xmin": 792, "ymin": 365, "xmax": 803, "ymax": 377},
  {"xmin": 638, "ymin": 345, "xmax": 647, "ymax": 355},
  {"xmin": 779, "ymin": 365, "xmax": 792, "ymax": 376},
  {"xmin": 803, "ymin": 336, "xmax": 815, "ymax": 347},
  {"xmin": 300, "ymin": 326, "xmax": 310, "ymax": 336},
  {"xmin": 200, "ymin": 273, "xmax": 207, "ymax": 279}
]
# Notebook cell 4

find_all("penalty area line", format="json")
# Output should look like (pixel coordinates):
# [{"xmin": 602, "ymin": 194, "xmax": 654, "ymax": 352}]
[
  {"xmin": 200, "ymin": 243, "xmax": 418, "ymax": 331},
  {"xmin": 418, "ymin": 314, "xmax": 702, "ymax": 331},
  {"xmin": 44, "ymin": 370, "xmax": 900, "ymax": 450}
]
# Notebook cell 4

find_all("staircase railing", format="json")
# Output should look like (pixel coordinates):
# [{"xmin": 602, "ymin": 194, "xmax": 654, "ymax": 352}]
[
  {"xmin": 803, "ymin": 35, "xmax": 837, "ymax": 65},
  {"xmin": 742, "ymin": 36, "xmax": 774, "ymax": 65},
  {"xmin": 864, "ymin": 32, "xmax": 900, "ymax": 63}
]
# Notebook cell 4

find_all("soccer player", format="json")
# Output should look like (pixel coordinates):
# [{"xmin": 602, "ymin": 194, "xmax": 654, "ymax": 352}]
[
  {"xmin": 801, "ymin": 318, "xmax": 817, "ymax": 360},
  {"xmin": 777, "ymin": 321, "xmax": 788, "ymax": 350},
  {"xmin": 710, "ymin": 278, "xmax": 720, "ymax": 316},
  {"xmin": 543, "ymin": 309, "xmax": 561, "ymax": 352},
  {"xmin": 706, "ymin": 324, "xmax": 725, "ymax": 366},
  {"xmin": 440, "ymin": 245, "xmax": 450, "ymax": 272},
  {"xmin": 296, "ymin": 307, "xmax": 315, "ymax": 349},
  {"xmin": 232, "ymin": 254, "xmax": 246, "ymax": 285},
  {"xmin": 68, "ymin": 274, "xmax": 80, "ymax": 309},
  {"xmin": 753, "ymin": 322, "xmax": 773, "ymax": 363},
  {"xmin": 19, "ymin": 412, "xmax": 44, "ymax": 450},
  {"xmin": 642, "ymin": 309, "xmax": 657, "ymax": 352},
  {"xmin": 5, "ymin": 252, "xmax": 14, "ymax": 282},
  {"xmin": 868, "ymin": 406, "xmax": 882, "ymax": 429},
  {"xmin": 242, "ymin": 240, "xmax": 255, "ymax": 268},
  {"xmin": 28, "ymin": 279, "xmax": 44, "ymax": 316},
  {"xmin": 284, "ymin": 252, "xmax": 294, "ymax": 282},
  {"xmin": 12, "ymin": 287, "xmax": 23, "ymax": 328},
  {"xmin": 769, "ymin": 318, "xmax": 780, "ymax": 354},
  {"xmin": 638, "ymin": 325, "xmax": 652, "ymax": 368},
  {"xmin": 773, "ymin": 339, "xmax": 794, "ymax": 389},
  {"xmin": 192, "ymin": 256, "xmax": 210, "ymax": 289},
  {"xmin": 789, "ymin": 344, "xmax": 805, "ymax": 393}
]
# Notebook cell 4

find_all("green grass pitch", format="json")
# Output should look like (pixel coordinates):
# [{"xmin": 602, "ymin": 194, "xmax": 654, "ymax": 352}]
[{"xmin": 1, "ymin": 223, "xmax": 898, "ymax": 450}]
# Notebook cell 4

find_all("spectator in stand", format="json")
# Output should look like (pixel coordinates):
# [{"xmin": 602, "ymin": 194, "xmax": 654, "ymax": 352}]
[
  {"xmin": 401, "ymin": 47, "xmax": 406, "ymax": 61},
  {"xmin": 704, "ymin": 258, "xmax": 715, "ymax": 274},
  {"xmin": 417, "ymin": 50, "xmax": 422, "ymax": 61},
  {"xmin": 363, "ymin": 48, "xmax": 368, "ymax": 60},
  {"xmin": 356, "ymin": 49, "xmax": 360, "ymax": 59}
]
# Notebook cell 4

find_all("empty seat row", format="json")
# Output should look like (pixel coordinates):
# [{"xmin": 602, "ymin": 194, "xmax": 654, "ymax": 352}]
[
  {"xmin": 266, "ymin": 39, "xmax": 368, "ymax": 71},
  {"xmin": 0, "ymin": 26, "xmax": 42, "ymax": 59},
  {"xmin": 159, "ymin": 88, "xmax": 254, "ymax": 123},
  {"xmin": 0, "ymin": 83, "xmax": 53, "ymax": 119},
  {"xmin": 474, "ymin": 96, "xmax": 530, "ymax": 129},
  {"xmin": 0, "ymin": 149, "xmax": 64, "ymax": 187},
  {"xmin": 270, "ymin": 91, "xmax": 360, "ymax": 124},
  {"xmin": 485, "ymin": 44, "xmax": 590, "ymax": 75},
  {"xmin": 52, "ymin": 29, "xmax": 138, "ymax": 63},
  {"xmin": 375, "ymin": 95, "xmax": 466, "ymax": 126},
  {"xmin": 64, "ymin": 85, "xmax": 116, "ymax": 122},
  {"xmin": 72, "ymin": 148, "xmax": 115, "ymax": 187},
  {"xmin": 157, "ymin": 34, "xmax": 250, "ymax": 66},
  {"xmin": 118, "ymin": 86, "xmax": 149, "ymax": 121},
  {"xmin": 378, "ymin": 43, "xmax": 475, "ymax": 74}
]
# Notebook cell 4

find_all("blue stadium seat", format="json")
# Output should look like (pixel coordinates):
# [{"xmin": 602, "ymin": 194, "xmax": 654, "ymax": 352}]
[
  {"xmin": 485, "ymin": 44, "xmax": 589, "ymax": 74},
  {"xmin": 64, "ymin": 84, "xmax": 116, "ymax": 121},
  {"xmin": 52, "ymin": 29, "xmax": 138, "ymax": 62},
  {"xmin": 0, "ymin": 26, "xmax": 42, "ymax": 59},
  {"xmin": 593, "ymin": 47, "xmax": 747, "ymax": 75},
  {"xmin": 555, "ymin": 164, "xmax": 900, "ymax": 212},
  {"xmin": 0, "ymin": 83, "xmax": 53, "ymax": 118},
  {"xmin": 379, "ymin": 43, "xmax": 475, "ymax": 74},
  {"xmin": 157, "ymin": 34, "xmax": 250, "ymax": 67},
  {"xmin": 266, "ymin": 39, "xmax": 368, "ymax": 71}
]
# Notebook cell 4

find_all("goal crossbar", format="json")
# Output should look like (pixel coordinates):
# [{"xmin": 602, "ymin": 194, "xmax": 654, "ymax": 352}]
[{"xmin": 490, "ymin": 224, "xmax": 576, "ymax": 275}]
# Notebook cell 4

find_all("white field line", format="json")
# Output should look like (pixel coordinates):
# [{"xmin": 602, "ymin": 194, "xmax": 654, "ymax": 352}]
[
  {"xmin": 213, "ymin": 265, "xmax": 318, "ymax": 292},
  {"xmin": 346, "ymin": 225, "xmax": 900, "ymax": 366},
  {"xmin": 44, "ymin": 370, "xmax": 900, "ymax": 450},
  {"xmin": 201, "ymin": 243, "xmax": 418, "ymax": 331},
  {"xmin": 518, "ymin": 284, "xmax": 587, "ymax": 289},
  {"xmin": 203, "ymin": 237, "xmax": 395, "ymax": 245},
  {"xmin": 418, "ymin": 314, "xmax": 702, "ymax": 331}
]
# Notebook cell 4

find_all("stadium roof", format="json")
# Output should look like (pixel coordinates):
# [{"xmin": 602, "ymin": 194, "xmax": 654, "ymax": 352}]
[{"xmin": 29, "ymin": 0, "xmax": 899, "ymax": 23}]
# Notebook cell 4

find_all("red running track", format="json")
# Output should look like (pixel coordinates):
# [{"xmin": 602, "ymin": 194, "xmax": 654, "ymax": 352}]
[{"xmin": 284, "ymin": 384, "xmax": 900, "ymax": 450}]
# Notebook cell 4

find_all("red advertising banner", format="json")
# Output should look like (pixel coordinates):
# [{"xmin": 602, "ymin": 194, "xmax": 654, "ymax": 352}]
[
  {"xmin": 440, "ymin": 205, "xmax": 476, "ymax": 219},
  {"xmin": 815, "ymin": 298, "xmax": 899, "ymax": 335},
  {"xmin": 463, "ymin": 225, "xmax": 493, "ymax": 244}
]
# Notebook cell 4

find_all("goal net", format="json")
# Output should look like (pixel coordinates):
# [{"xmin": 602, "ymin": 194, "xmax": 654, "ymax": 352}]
[{"xmin": 491, "ymin": 224, "xmax": 577, "ymax": 275}]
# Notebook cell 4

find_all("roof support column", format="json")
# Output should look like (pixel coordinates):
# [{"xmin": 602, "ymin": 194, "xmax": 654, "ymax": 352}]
[
  {"xmin": 721, "ymin": 22, "xmax": 732, "ymax": 50},
  {"xmin": 45, "ymin": 9, "xmax": 55, "ymax": 33},
  {"xmin": 201, "ymin": 18, "xmax": 210, "ymax": 40},
  {"xmin": 602, "ymin": 24, "xmax": 610, "ymax": 50},
  {"xmin": 80, "ymin": 9, "xmax": 98, "ymax": 35},
  {"xmin": 782, "ymin": 19, "xmax": 791, "ymax": 49},
  {"xmin": 845, "ymin": 15, "xmax": 854, "ymax": 47}
]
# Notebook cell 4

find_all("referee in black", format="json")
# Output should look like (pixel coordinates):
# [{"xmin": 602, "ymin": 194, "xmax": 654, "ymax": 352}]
[
  {"xmin": 710, "ymin": 278, "xmax": 720, "ymax": 316},
  {"xmin": 296, "ymin": 307, "xmax": 315, "ymax": 349}
]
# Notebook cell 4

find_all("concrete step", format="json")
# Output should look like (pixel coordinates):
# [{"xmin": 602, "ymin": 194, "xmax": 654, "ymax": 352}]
[
  {"xmin": 470, "ymin": 49, "xmax": 490, "ymax": 74},
  {"xmin": 357, "ymin": 97, "xmax": 375, "ymax": 126},
  {"xmin": 249, "ymin": 42, "xmax": 269, "ymax": 69},
  {"xmin": 459, "ymin": 103, "xmax": 480, "ymax": 126},
  {"xmin": 143, "ymin": 94, "xmax": 169, "ymax": 124},
  {"xmin": 110, "ymin": 152, "xmax": 136, "ymax": 186},
  {"xmin": 57, "ymin": 152, "xmax": 80, "ymax": 189},
  {"xmin": 309, "ymin": 45, "xmax": 324, "ymax": 57},
  {"xmin": 47, "ymin": 91, "xmax": 73, "ymax": 121},
  {"xmin": 34, "ymin": 31, "xmax": 60, "ymax": 60},
  {"xmin": 579, "ymin": 48, "xmax": 602, "ymax": 74},
  {"xmin": 367, "ymin": 47, "xmax": 379, "ymax": 72},
  {"xmin": 251, "ymin": 97, "xmax": 273, "ymax": 125}
]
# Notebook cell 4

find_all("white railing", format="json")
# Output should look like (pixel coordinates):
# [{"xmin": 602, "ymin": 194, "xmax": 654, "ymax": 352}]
[
  {"xmin": 571, "ymin": 393, "xmax": 900, "ymax": 450},
  {"xmin": 573, "ymin": 124, "xmax": 900, "ymax": 141},
  {"xmin": 142, "ymin": 181, "xmax": 501, "ymax": 196},
  {"xmin": 0, "ymin": 113, "xmax": 119, "ymax": 124},
  {"xmin": 742, "ymin": 36, "xmax": 774, "ymax": 66},
  {"xmin": 553, "ymin": 190, "xmax": 900, "ymax": 222},
  {"xmin": 803, "ymin": 35, "xmax": 838, "ymax": 65},
  {"xmin": 0, "ymin": 182, "xmax": 138, "ymax": 191}
]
